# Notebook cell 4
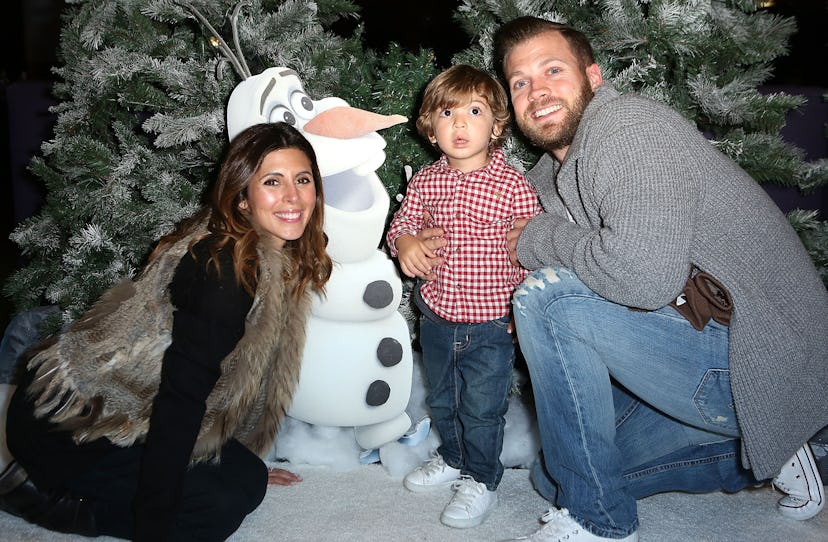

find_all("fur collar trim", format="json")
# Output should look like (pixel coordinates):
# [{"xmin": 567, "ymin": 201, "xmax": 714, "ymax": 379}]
[{"xmin": 26, "ymin": 227, "xmax": 309, "ymax": 462}]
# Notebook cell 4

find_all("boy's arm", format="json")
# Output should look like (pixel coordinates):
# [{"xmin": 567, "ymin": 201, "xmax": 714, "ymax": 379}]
[
  {"xmin": 386, "ymin": 182, "xmax": 424, "ymax": 257},
  {"xmin": 387, "ymin": 179, "xmax": 446, "ymax": 279}
]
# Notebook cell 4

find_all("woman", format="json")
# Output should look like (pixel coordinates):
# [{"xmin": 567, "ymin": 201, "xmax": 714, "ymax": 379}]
[{"xmin": 0, "ymin": 122, "xmax": 332, "ymax": 540}]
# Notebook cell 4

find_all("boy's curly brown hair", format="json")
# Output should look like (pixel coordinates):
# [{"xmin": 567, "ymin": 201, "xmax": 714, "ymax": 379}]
[{"xmin": 416, "ymin": 64, "xmax": 511, "ymax": 149}]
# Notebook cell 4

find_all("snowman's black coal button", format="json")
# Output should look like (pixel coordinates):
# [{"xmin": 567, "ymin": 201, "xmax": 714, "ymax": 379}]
[
  {"xmin": 365, "ymin": 380, "xmax": 391, "ymax": 406},
  {"xmin": 377, "ymin": 337, "xmax": 403, "ymax": 367},
  {"xmin": 363, "ymin": 280, "xmax": 394, "ymax": 309}
]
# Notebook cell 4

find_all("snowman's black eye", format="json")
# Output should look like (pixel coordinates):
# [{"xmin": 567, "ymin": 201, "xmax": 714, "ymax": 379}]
[
  {"xmin": 268, "ymin": 106, "xmax": 295, "ymax": 126},
  {"xmin": 290, "ymin": 91, "xmax": 315, "ymax": 118}
]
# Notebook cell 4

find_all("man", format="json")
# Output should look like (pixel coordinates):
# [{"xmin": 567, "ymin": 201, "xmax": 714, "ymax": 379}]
[{"xmin": 493, "ymin": 16, "xmax": 828, "ymax": 542}]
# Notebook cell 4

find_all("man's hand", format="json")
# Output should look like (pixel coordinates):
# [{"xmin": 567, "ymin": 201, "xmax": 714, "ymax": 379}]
[
  {"xmin": 415, "ymin": 220, "xmax": 446, "ymax": 281},
  {"xmin": 506, "ymin": 218, "xmax": 529, "ymax": 266}
]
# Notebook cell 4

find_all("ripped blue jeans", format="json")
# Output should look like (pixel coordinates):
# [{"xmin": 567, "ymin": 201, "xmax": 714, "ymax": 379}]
[{"xmin": 512, "ymin": 267, "xmax": 757, "ymax": 539}]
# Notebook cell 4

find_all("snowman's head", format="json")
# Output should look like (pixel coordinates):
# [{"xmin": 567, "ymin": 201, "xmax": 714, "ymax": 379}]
[{"xmin": 226, "ymin": 67, "xmax": 406, "ymax": 262}]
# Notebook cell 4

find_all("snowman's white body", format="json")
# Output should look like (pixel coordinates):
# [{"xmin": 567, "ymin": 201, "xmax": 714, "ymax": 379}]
[{"xmin": 227, "ymin": 68, "xmax": 412, "ymax": 450}]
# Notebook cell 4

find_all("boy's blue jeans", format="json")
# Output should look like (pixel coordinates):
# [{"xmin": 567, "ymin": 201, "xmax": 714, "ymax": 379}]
[
  {"xmin": 512, "ymin": 267, "xmax": 758, "ymax": 539},
  {"xmin": 417, "ymin": 298, "xmax": 515, "ymax": 491}
]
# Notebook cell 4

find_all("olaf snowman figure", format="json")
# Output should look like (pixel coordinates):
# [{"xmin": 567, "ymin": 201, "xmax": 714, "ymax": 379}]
[
  {"xmin": 179, "ymin": 0, "xmax": 429, "ymax": 456},
  {"xmin": 227, "ymin": 69, "xmax": 429, "ymax": 453}
]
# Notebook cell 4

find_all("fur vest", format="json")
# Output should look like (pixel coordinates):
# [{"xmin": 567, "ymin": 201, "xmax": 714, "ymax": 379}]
[{"xmin": 25, "ymin": 226, "xmax": 310, "ymax": 463}]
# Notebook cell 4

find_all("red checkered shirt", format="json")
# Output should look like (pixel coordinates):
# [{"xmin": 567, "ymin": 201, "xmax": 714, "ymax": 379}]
[{"xmin": 387, "ymin": 148, "xmax": 541, "ymax": 323}]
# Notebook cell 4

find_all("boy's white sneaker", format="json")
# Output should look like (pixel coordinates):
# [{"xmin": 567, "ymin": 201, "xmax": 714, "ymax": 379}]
[
  {"xmin": 440, "ymin": 476, "xmax": 497, "ymax": 528},
  {"xmin": 504, "ymin": 508, "xmax": 638, "ymax": 542},
  {"xmin": 773, "ymin": 443, "xmax": 825, "ymax": 520},
  {"xmin": 403, "ymin": 453, "xmax": 461, "ymax": 492}
]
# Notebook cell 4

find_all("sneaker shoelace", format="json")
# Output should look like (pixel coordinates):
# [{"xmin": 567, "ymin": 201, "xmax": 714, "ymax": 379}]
[
  {"xmin": 773, "ymin": 455, "xmax": 803, "ymax": 494},
  {"xmin": 774, "ymin": 478, "xmax": 794, "ymax": 493},
  {"xmin": 449, "ymin": 476, "xmax": 485, "ymax": 509},
  {"xmin": 419, "ymin": 454, "xmax": 449, "ymax": 476},
  {"xmin": 530, "ymin": 507, "xmax": 583, "ymax": 540}
]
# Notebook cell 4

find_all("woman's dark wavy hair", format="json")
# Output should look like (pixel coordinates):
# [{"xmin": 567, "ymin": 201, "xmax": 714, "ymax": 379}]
[
  {"xmin": 152, "ymin": 122, "xmax": 332, "ymax": 298},
  {"xmin": 493, "ymin": 17, "xmax": 596, "ymax": 79}
]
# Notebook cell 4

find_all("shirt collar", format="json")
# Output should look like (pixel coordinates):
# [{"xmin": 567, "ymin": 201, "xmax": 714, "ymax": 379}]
[{"xmin": 437, "ymin": 147, "xmax": 506, "ymax": 177}]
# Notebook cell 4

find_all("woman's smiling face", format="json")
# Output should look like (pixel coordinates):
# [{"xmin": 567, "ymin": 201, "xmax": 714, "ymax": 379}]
[{"xmin": 239, "ymin": 147, "xmax": 317, "ymax": 247}]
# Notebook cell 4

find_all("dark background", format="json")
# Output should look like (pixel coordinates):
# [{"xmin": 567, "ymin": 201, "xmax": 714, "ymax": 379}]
[
  {"xmin": 344, "ymin": 0, "xmax": 827, "ymax": 84},
  {"xmin": 0, "ymin": 0, "xmax": 825, "ymax": 328}
]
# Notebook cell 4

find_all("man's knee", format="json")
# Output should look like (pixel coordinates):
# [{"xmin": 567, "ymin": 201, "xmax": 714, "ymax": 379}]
[{"xmin": 513, "ymin": 266, "xmax": 592, "ymax": 318}]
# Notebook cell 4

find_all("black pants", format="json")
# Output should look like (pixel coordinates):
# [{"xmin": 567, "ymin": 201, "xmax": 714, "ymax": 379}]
[
  {"xmin": 7, "ymin": 375, "xmax": 267, "ymax": 541},
  {"xmin": 71, "ymin": 440, "xmax": 266, "ymax": 541}
]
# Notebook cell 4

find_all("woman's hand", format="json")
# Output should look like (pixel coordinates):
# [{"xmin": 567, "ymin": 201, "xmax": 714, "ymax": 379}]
[{"xmin": 267, "ymin": 467, "xmax": 302, "ymax": 486}]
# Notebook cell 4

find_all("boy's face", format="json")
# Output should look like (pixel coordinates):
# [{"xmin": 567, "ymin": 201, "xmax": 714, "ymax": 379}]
[{"xmin": 430, "ymin": 92, "xmax": 501, "ymax": 173}]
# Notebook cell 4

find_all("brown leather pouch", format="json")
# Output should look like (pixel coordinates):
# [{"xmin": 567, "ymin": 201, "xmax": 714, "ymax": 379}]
[{"xmin": 669, "ymin": 271, "xmax": 733, "ymax": 331}]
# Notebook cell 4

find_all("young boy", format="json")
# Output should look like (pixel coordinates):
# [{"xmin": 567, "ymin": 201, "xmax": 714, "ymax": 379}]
[{"xmin": 386, "ymin": 64, "xmax": 540, "ymax": 528}]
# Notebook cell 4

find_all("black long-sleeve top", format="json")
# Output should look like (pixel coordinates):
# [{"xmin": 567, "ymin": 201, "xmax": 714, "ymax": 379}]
[{"xmin": 132, "ymin": 238, "xmax": 253, "ymax": 541}]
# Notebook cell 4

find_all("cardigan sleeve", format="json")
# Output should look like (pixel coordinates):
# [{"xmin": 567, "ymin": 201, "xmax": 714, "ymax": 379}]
[
  {"xmin": 133, "ymin": 238, "xmax": 253, "ymax": 541},
  {"xmin": 518, "ymin": 113, "xmax": 699, "ymax": 309}
]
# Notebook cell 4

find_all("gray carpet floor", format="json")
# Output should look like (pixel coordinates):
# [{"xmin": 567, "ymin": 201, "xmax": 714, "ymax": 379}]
[
  {"xmin": 2, "ymin": 343, "xmax": 825, "ymax": 541},
  {"xmin": 1, "ymin": 462, "xmax": 826, "ymax": 541}
]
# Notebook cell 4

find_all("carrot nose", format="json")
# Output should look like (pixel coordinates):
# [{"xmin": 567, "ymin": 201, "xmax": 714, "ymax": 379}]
[{"xmin": 303, "ymin": 106, "xmax": 407, "ymax": 139}]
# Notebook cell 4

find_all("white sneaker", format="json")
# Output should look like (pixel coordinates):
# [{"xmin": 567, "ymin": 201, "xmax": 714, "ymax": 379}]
[
  {"xmin": 505, "ymin": 508, "xmax": 638, "ymax": 542},
  {"xmin": 773, "ymin": 443, "xmax": 825, "ymax": 520},
  {"xmin": 440, "ymin": 476, "xmax": 497, "ymax": 528},
  {"xmin": 403, "ymin": 453, "xmax": 461, "ymax": 492}
]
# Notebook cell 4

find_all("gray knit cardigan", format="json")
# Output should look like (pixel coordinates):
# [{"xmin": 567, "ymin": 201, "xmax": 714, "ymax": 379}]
[{"xmin": 517, "ymin": 84, "xmax": 828, "ymax": 480}]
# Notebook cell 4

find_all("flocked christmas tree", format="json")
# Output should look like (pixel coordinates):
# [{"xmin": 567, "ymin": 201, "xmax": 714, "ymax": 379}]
[
  {"xmin": 4, "ymin": 0, "xmax": 827, "ymax": 325},
  {"xmin": 449, "ymin": 0, "xmax": 827, "ymax": 279},
  {"xmin": 4, "ymin": 0, "xmax": 438, "ymax": 324}
]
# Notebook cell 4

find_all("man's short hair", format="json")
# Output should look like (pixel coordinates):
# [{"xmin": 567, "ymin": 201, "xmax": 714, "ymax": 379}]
[{"xmin": 493, "ymin": 16, "xmax": 596, "ymax": 79}]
